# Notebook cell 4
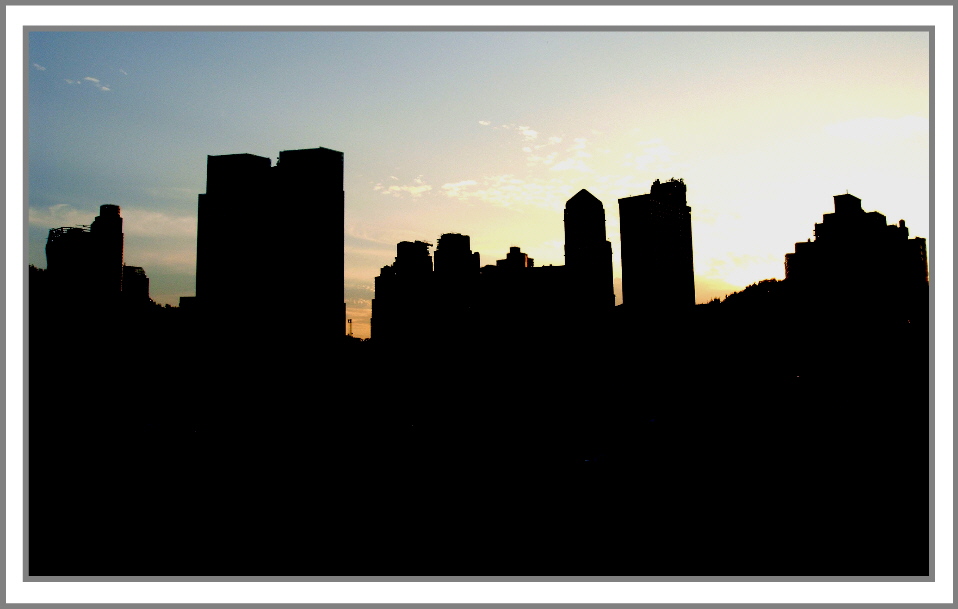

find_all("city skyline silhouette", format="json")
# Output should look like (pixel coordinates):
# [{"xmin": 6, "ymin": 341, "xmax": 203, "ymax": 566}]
[
  {"xmin": 27, "ymin": 144, "xmax": 931, "ymax": 577},
  {"xmin": 20, "ymin": 27, "xmax": 938, "ymax": 581}
]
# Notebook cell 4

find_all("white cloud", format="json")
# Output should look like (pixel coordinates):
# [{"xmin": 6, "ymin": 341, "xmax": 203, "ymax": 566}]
[
  {"xmin": 437, "ymin": 174, "xmax": 580, "ymax": 212},
  {"xmin": 478, "ymin": 120, "xmax": 491, "ymax": 126},
  {"xmin": 85, "ymin": 76, "xmax": 110, "ymax": 91},
  {"xmin": 441, "ymin": 180, "xmax": 478, "ymax": 197},
  {"xmin": 28, "ymin": 203, "xmax": 90, "ymax": 229},
  {"xmin": 497, "ymin": 124, "xmax": 566, "ymax": 166},
  {"xmin": 119, "ymin": 68, "xmax": 128, "ymax": 76},
  {"xmin": 64, "ymin": 76, "xmax": 111, "ymax": 91},
  {"xmin": 622, "ymin": 142, "xmax": 678, "ymax": 171},
  {"xmin": 546, "ymin": 137, "xmax": 595, "ymax": 171},
  {"xmin": 32, "ymin": 63, "xmax": 46, "ymax": 71},
  {"xmin": 374, "ymin": 176, "xmax": 432, "ymax": 198},
  {"xmin": 121, "ymin": 208, "xmax": 196, "ymax": 238},
  {"xmin": 29, "ymin": 204, "xmax": 195, "ymax": 239},
  {"xmin": 526, "ymin": 151, "xmax": 558, "ymax": 167}
]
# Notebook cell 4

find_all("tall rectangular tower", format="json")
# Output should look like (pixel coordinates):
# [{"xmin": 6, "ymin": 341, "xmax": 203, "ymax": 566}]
[
  {"xmin": 195, "ymin": 146, "xmax": 344, "ymax": 333},
  {"xmin": 196, "ymin": 153, "xmax": 272, "ymax": 309},
  {"xmin": 564, "ymin": 189, "xmax": 615, "ymax": 311},
  {"xmin": 618, "ymin": 178, "xmax": 695, "ymax": 313}
]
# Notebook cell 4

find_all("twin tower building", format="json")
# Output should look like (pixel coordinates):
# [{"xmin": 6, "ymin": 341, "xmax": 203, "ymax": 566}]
[{"xmin": 372, "ymin": 177, "xmax": 695, "ymax": 346}]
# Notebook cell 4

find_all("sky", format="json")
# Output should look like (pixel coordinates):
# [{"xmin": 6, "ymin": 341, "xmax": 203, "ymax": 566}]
[{"xmin": 26, "ymin": 30, "xmax": 930, "ymax": 339}]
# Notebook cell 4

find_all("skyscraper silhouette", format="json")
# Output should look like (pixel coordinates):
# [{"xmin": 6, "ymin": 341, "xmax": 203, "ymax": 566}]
[
  {"xmin": 195, "ymin": 146, "xmax": 343, "ymax": 334},
  {"xmin": 618, "ymin": 178, "xmax": 695, "ymax": 313},
  {"xmin": 196, "ymin": 153, "xmax": 272, "ymax": 312},
  {"xmin": 564, "ymin": 189, "xmax": 615, "ymax": 312},
  {"xmin": 371, "ymin": 240, "xmax": 434, "ymax": 345},
  {"xmin": 89, "ymin": 204, "xmax": 124, "ymax": 297}
]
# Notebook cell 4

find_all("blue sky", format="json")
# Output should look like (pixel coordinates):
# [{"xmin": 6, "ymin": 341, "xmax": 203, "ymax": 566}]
[{"xmin": 27, "ymin": 30, "xmax": 930, "ymax": 337}]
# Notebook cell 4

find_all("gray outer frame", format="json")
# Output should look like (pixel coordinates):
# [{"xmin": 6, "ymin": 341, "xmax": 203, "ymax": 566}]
[{"xmin": 13, "ymin": 12, "xmax": 939, "ymax": 600}]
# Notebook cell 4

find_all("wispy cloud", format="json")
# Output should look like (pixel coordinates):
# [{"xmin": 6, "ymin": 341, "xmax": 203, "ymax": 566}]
[
  {"xmin": 478, "ymin": 120, "xmax": 491, "ymax": 126},
  {"xmin": 62, "ymin": 76, "xmax": 111, "ymax": 91},
  {"xmin": 373, "ymin": 176, "xmax": 432, "ymax": 198},
  {"xmin": 548, "ymin": 137, "xmax": 595, "ymax": 172},
  {"xmin": 121, "ymin": 208, "xmax": 196, "ymax": 238},
  {"xmin": 28, "ymin": 203, "xmax": 91, "ymax": 229},
  {"xmin": 483, "ymin": 122, "xmax": 570, "ymax": 167},
  {"xmin": 32, "ymin": 63, "xmax": 46, "ymax": 71},
  {"xmin": 29, "ymin": 203, "xmax": 195, "ymax": 239},
  {"xmin": 441, "ymin": 123, "xmax": 690, "ymax": 207},
  {"xmin": 518, "ymin": 126, "xmax": 538, "ymax": 141},
  {"xmin": 437, "ymin": 173, "xmax": 580, "ymax": 212},
  {"xmin": 441, "ymin": 180, "xmax": 478, "ymax": 197},
  {"xmin": 118, "ymin": 68, "xmax": 128, "ymax": 76},
  {"xmin": 523, "ymin": 149, "xmax": 559, "ymax": 167},
  {"xmin": 621, "ymin": 138, "xmax": 678, "ymax": 171}
]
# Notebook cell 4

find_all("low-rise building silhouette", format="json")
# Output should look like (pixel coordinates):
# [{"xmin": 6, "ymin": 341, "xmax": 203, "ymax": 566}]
[
  {"xmin": 41, "ymin": 204, "xmax": 151, "ymax": 308},
  {"xmin": 121, "ymin": 265, "xmax": 151, "ymax": 308},
  {"xmin": 371, "ymin": 189, "xmax": 614, "ymax": 346}
]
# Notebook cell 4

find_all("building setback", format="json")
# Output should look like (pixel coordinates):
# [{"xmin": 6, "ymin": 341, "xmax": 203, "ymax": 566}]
[{"xmin": 618, "ymin": 178, "xmax": 695, "ymax": 313}]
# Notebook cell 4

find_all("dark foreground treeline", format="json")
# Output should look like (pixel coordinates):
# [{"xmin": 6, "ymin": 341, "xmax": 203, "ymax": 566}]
[{"xmin": 28, "ymin": 291, "xmax": 929, "ymax": 576}]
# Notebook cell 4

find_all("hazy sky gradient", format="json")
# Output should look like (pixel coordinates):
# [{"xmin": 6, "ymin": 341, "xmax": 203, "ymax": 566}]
[{"xmin": 27, "ymin": 31, "xmax": 929, "ymax": 338}]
